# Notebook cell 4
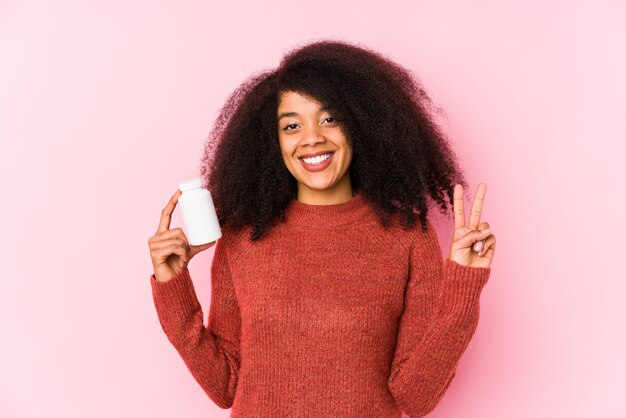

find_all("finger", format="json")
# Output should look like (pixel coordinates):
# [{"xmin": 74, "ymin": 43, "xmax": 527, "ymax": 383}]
[
  {"xmin": 454, "ymin": 228, "xmax": 492, "ymax": 250},
  {"xmin": 153, "ymin": 227, "xmax": 186, "ymax": 242},
  {"xmin": 478, "ymin": 234, "xmax": 496, "ymax": 257},
  {"xmin": 169, "ymin": 227, "xmax": 190, "ymax": 249},
  {"xmin": 169, "ymin": 228, "xmax": 199, "ymax": 259},
  {"xmin": 453, "ymin": 184, "xmax": 465, "ymax": 229},
  {"xmin": 157, "ymin": 189, "xmax": 183, "ymax": 234},
  {"xmin": 473, "ymin": 221, "xmax": 490, "ymax": 252},
  {"xmin": 479, "ymin": 235, "xmax": 496, "ymax": 258},
  {"xmin": 189, "ymin": 241, "xmax": 216, "ymax": 257},
  {"xmin": 149, "ymin": 237, "xmax": 186, "ymax": 253},
  {"xmin": 467, "ymin": 183, "xmax": 487, "ymax": 231},
  {"xmin": 154, "ymin": 228, "xmax": 212, "ymax": 259},
  {"xmin": 154, "ymin": 242, "xmax": 187, "ymax": 264},
  {"xmin": 150, "ymin": 228, "xmax": 186, "ymax": 244}
]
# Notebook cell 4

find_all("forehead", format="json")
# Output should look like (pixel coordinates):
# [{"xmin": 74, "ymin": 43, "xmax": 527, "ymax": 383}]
[{"xmin": 277, "ymin": 91, "xmax": 325, "ymax": 113}]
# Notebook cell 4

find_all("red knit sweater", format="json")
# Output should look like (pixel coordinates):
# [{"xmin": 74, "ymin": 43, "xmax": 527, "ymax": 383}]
[{"xmin": 150, "ymin": 191, "xmax": 491, "ymax": 417}]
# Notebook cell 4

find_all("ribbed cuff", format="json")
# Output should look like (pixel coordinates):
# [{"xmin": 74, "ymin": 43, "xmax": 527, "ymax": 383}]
[
  {"xmin": 440, "ymin": 258, "xmax": 491, "ymax": 317},
  {"xmin": 150, "ymin": 268, "xmax": 201, "ymax": 327}
]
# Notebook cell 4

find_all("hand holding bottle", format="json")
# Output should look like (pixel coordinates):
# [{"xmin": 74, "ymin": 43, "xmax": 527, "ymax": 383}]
[{"xmin": 148, "ymin": 189, "xmax": 215, "ymax": 282}]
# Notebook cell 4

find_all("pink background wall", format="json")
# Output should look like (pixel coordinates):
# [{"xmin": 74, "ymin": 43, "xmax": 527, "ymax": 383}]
[{"xmin": 1, "ymin": 1, "xmax": 624, "ymax": 417}]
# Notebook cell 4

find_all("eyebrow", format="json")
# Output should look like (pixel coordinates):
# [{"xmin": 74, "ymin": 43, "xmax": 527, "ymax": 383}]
[{"xmin": 278, "ymin": 105, "xmax": 330, "ymax": 121}]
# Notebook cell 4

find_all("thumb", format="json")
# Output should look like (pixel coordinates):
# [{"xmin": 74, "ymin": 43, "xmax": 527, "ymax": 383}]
[
  {"xmin": 456, "ymin": 228, "xmax": 491, "ymax": 249},
  {"xmin": 189, "ymin": 241, "xmax": 216, "ymax": 257}
]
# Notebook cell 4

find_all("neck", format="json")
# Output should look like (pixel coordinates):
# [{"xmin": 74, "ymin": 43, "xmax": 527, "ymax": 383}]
[{"xmin": 285, "ymin": 190, "xmax": 368, "ymax": 226}]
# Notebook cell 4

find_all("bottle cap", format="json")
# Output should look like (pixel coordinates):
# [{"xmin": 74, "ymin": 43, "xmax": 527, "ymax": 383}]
[{"xmin": 179, "ymin": 178, "xmax": 203, "ymax": 192}]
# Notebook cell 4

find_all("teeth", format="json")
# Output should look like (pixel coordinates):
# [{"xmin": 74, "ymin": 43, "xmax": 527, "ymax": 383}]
[{"xmin": 302, "ymin": 153, "xmax": 332, "ymax": 165}]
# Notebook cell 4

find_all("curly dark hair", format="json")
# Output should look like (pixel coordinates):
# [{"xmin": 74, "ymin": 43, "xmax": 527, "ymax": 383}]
[{"xmin": 199, "ymin": 39, "xmax": 468, "ymax": 241}]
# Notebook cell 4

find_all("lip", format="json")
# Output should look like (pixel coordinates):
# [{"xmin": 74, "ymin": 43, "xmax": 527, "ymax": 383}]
[
  {"xmin": 298, "ymin": 151, "xmax": 335, "ymax": 159},
  {"xmin": 299, "ymin": 152, "xmax": 334, "ymax": 172}
]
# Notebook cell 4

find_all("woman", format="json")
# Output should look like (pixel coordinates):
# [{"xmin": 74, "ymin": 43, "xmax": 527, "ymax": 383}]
[{"xmin": 147, "ymin": 40, "xmax": 496, "ymax": 417}]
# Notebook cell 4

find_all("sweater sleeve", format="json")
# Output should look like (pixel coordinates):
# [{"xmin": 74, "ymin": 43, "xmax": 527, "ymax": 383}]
[
  {"xmin": 149, "ymin": 236, "xmax": 241, "ymax": 409},
  {"xmin": 387, "ymin": 221, "xmax": 490, "ymax": 417}
]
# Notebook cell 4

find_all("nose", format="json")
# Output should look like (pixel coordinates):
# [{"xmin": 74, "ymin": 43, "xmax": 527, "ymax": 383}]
[{"xmin": 300, "ymin": 124, "xmax": 326, "ymax": 147}]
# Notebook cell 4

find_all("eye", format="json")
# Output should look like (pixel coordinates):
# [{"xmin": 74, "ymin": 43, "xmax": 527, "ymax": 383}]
[
  {"xmin": 323, "ymin": 117, "xmax": 336, "ymax": 124},
  {"xmin": 283, "ymin": 123, "xmax": 299, "ymax": 131}
]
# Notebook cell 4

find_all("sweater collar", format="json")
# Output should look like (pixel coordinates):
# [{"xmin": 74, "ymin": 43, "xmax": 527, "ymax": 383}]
[{"xmin": 284, "ymin": 191, "xmax": 369, "ymax": 226}]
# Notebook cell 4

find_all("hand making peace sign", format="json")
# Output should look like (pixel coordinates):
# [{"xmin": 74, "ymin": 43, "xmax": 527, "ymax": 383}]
[{"xmin": 448, "ymin": 183, "xmax": 496, "ymax": 268}]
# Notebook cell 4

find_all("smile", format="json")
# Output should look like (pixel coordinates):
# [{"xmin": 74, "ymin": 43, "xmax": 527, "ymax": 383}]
[
  {"xmin": 301, "ymin": 153, "xmax": 333, "ymax": 164},
  {"xmin": 299, "ymin": 152, "xmax": 335, "ymax": 172}
]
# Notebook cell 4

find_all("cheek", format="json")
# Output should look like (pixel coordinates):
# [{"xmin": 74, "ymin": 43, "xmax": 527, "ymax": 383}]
[
  {"xmin": 344, "ymin": 149, "xmax": 354, "ymax": 170},
  {"xmin": 342, "ymin": 140, "xmax": 353, "ymax": 160},
  {"xmin": 280, "ymin": 150, "xmax": 292, "ymax": 167},
  {"xmin": 343, "ymin": 154, "xmax": 353, "ymax": 171},
  {"xmin": 278, "ymin": 141, "xmax": 296, "ymax": 167},
  {"xmin": 277, "ymin": 138, "xmax": 289, "ymax": 157}
]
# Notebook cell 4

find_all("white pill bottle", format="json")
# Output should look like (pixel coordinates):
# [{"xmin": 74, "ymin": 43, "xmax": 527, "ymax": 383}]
[{"xmin": 178, "ymin": 178, "xmax": 222, "ymax": 245}]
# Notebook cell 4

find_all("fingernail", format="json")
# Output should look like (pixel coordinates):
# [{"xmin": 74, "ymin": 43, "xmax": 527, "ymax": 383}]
[{"xmin": 474, "ymin": 241, "xmax": 484, "ymax": 251}]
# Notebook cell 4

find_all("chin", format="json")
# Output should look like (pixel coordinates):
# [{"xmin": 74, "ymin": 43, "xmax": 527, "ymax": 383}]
[{"xmin": 302, "ymin": 182, "xmax": 334, "ymax": 191}]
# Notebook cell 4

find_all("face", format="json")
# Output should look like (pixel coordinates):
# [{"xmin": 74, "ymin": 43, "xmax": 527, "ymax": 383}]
[{"xmin": 277, "ymin": 91, "xmax": 353, "ymax": 200}]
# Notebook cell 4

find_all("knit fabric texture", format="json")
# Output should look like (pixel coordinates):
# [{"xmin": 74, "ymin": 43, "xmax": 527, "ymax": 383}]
[{"xmin": 150, "ymin": 191, "xmax": 491, "ymax": 417}]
